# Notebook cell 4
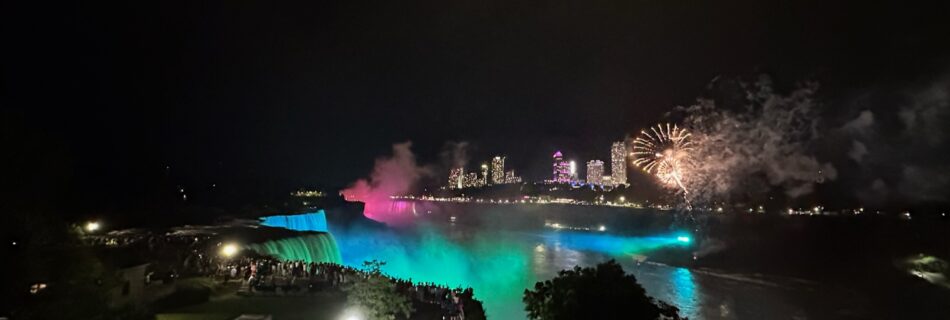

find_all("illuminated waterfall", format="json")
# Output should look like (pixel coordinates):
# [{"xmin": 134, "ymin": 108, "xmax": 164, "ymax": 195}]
[
  {"xmin": 260, "ymin": 210, "xmax": 329, "ymax": 232},
  {"xmin": 246, "ymin": 233, "xmax": 342, "ymax": 264}
]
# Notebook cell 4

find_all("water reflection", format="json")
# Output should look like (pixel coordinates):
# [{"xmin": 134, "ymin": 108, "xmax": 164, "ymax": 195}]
[
  {"xmin": 257, "ymin": 212, "xmax": 823, "ymax": 319},
  {"xmin": 671, "ymin": 267, "xmax": 698, "ymax": 317}
]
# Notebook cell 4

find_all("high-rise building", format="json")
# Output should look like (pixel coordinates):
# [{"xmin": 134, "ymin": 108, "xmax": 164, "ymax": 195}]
[
  {"xmin": 611, "ymin": 141, "xmax": 628, "ymax": 186},
  {"xmin": 504, "ymin": 170, "xmax": 521, "ymax": 184},
  {"xmin": 491, "ymin": 156, "xmax": 506, "ymax": 184},
  {"xmin": 464, "ymin": 172, "xmax": 479, "ymax": 188},
  {"xmin": 480, "ymin": 163, "xmax": 489, "ymax": 186},
  {"xmin": 448, "ymin": 167, "xmax": 464, "ymax": 189},
  {"xmin": 552, "ymin": 151, "xmax": 571, "ymax": 183},
  {"xmin": 587, "ymin": 160, "xmax": 604, "ymax": 186}
]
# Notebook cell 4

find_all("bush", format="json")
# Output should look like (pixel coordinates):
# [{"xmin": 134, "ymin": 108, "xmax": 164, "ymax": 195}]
[{"xmin": 523, "ymin": 260, "xmax": 685, "ymax": 320}]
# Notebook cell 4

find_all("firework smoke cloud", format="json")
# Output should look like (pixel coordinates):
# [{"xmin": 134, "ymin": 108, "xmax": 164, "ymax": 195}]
[{"xmin": 672, "ymin": 76, "xmax": 837, "ymax": 204}]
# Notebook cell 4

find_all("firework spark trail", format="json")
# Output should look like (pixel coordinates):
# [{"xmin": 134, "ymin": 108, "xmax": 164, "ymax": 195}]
[{"xmin": 633, "ymin": 123, "xmax": 694, "ymax": 207}]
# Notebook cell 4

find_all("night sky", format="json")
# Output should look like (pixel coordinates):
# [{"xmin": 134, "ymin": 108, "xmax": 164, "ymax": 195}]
[{"xmin": 3, "ymin": 1, "xmax": 949, "ymax": 214}]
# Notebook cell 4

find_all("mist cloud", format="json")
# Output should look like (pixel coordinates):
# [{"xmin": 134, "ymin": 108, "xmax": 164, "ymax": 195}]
[{"xmin": 341, "ymin": 142, "xmax": 431, "ymax": 224}]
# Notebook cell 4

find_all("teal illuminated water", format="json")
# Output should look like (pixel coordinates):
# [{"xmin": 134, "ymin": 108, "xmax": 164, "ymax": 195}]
[
  {"xmin": 246, "ymin": 233, "xmax": 342, "ymax": 264},
  {"xmin": 260, "ymin": 212, "xmax": 329, "ymax": 232},
  {"xmin": 255, "ymin": 209, "xmax": 843, "ymax": 319}
]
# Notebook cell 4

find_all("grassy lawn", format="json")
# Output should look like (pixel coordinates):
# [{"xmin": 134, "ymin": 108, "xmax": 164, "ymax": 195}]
[{"xmin": 157, "ymin": 292, "xmax": 346, "ymax": 320}]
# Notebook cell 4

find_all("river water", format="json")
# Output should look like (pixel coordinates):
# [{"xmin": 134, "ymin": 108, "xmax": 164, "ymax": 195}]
[{"xmin": 261, "ymin": 206, "xmax": 864, "ymax": 319}]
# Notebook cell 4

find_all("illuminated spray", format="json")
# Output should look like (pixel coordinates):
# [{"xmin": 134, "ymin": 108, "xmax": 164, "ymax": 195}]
[{"xmin": 340, "ymin": 142, "xmax": 431, "ymax": 225}]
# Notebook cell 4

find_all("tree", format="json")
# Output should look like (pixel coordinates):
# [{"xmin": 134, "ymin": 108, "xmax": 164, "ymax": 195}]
[
  {"xmin": 1, "ymin": 210, "xmax": 118, "ymax": 319},
  {"xmin": 523, "ymin": 260, "xmax": 685, "ymax": 320},
  {"xmin": 343, "ymin": 260, "xmax": 414, "ymax": 320}
]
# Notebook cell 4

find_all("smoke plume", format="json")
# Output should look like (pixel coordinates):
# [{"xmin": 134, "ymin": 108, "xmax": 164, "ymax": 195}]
[
  {"xmin": 676, "ymin": 76, "xmax": 837, "ymax": 203},
  {"xmin": 841, "ymin": 75, "xmax": 950, "ymax": 205},
  {"xmin": 440, "ymin": 141, "xmax": 471, "ymax": 169}
]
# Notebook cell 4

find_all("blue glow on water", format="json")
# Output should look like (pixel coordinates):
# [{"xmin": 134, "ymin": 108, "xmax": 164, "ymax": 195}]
[
  {"xmin": 256, "ymin": 213, "xmax": 697, "ymax": 319},
  {"xmin": 260, "ymin": 210, "xmax": 329, "ymax": 232},
  {"xmin": 541, "ymin": 231, "xmax": 692, "ymax": 254},
  {"xmin": 671, "ymin": 267, "xmax": 698, "ymax": 314}
]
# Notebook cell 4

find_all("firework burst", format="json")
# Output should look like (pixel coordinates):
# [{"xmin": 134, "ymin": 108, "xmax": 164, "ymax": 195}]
[{"xmin": 633, "ymin": 123, "xmax": 695, "ymax": 204}]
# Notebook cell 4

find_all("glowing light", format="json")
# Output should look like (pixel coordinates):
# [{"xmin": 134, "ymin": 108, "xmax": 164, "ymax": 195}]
[
  {"xmin": 671, "ymin": 268, "xmax": 697, "ymax": 315},
  {"xmin": 29, "ymin": 283, "xmax": 47, "ymax": 294},
  {"xmin": 340, "ymin": 307, "xmax": 365, "ymax": 320},
  {"xmin": 633, "ymin": 123, "xmax": 693, "ymax": 206},
  {"xmin": 85, "ymin": 221, "xmax": 101, "ymax": 232},
  {"xmin": 291, "ymin": 189, "xmax": 326, "ymax": 197},
  {"xmin": 220, "ymin": 243, "xmax": 239, "ymax": 257},
  {"xmin": 677, "ymin": 236, "xmax": 691, "ymax": 243},
  {"xmin": 598, "ymin": 225, "xmax": 606, "ymax": 232}
]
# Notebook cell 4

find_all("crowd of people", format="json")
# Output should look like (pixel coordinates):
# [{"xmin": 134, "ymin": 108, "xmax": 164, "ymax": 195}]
[
  {"xmin": 213, "ymin": 257, "xmax": 356, "ymax": 294},
  {"xmin": 213, "ymin": 256, "xmax": 481, "ymax": 319},
  {"xmin": 393, "ymin": 279, "xmax": 480, "ymax": 319}
]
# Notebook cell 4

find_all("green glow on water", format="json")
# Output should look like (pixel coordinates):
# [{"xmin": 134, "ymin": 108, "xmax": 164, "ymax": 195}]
[
  {"xmin": 251, "ymin": 219, "xmax": 693, "ymax": 319},
  {"xmin": 331, "ymin": 227, "xmax": 692, "ymax": 318},
  {"xmin": 246, "ymin": 233, "xmax": 343, "ymax": 264},
  {"xmin": 332, "ymin": 225, "xmax": 534, "ymax": 318}
]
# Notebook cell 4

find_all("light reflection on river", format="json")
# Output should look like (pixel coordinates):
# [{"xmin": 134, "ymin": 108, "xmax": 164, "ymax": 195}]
[
  {"xmin": 265, "ymin": 210, "xmax": 852, "ymax": 319},
  {"xmin": 524, "ymin": 232, "xmax": 706, "ymax": 319},
  {"xmin": 334, "ymin": 226, "xmax": 721, "ymax": 319}
]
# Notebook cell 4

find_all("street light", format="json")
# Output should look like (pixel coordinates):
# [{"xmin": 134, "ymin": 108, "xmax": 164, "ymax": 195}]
[
  {"xmin": 220, "ymin": 243, "xmax": 239, "ymax": 257},
  {"xmin": 85, "ymin": 221, "xmax": 101, "ymax": 232},
  {"xmin": 340, "ymin": 307, "xmax": 364, "ymax": 320}
]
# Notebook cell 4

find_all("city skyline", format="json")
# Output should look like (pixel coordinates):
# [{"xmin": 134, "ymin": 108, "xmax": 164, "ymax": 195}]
[
  {"xmin": 446, "ymin": 140, "xmax": 631, "ymax": 189},
  {"xmin": 449, "ymin": 154, "xmax": 522, "ymax": 189}
]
